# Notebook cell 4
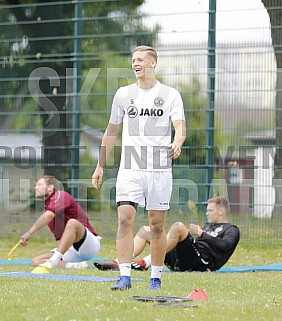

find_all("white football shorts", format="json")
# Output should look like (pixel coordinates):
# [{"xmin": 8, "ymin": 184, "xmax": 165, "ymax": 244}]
[
  {"xmin": 52, "ymin": 228, "xmax": 101, "ymax": 262},
  {"xmin": 116, "ymin": 169, "xmax": 172, "ymax": 210}
]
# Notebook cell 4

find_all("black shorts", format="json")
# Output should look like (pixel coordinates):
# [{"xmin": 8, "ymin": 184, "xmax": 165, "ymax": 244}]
[{"xmin": 164, "ymin": 234, "xmax": 213, "ymax": 272}]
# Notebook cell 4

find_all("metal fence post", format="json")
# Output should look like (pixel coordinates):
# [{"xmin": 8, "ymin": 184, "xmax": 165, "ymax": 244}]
[
  {"xmin": 71, "ymin": 0, "xmax": 83, "ymax": 198},
  {"xmin": 205, "ymin": 0, "xmax": 216, "ymax": 201}
]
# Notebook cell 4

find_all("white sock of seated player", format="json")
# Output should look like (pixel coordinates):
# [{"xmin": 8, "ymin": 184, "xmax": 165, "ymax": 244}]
[
  {"xmin": 49, "ymin": 251, "xmax": 63, "ymax": 266},
  {"xmin": 66, "ymin": 262, "xmax": 75, "ymax": 269},
  {"xmin": 150, "ymin": 265, "xmax": 163, "ymax": 279},
  {"xmin": 65, "ymin": 262, "xmax": 83, "ymax": 269},
  {"xmin": 143, "ymin": 255, "xmax": 152, "ymax": 268}
]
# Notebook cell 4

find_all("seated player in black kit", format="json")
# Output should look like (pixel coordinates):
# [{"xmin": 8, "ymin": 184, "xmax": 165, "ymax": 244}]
[{"xmin": 94, "ymin": 196, "xmax": 240, "ymax": 272}]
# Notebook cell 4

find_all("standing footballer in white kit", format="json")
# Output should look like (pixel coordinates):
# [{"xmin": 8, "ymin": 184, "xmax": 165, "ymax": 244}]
[{"xmin": 92, "ymin": 45, "xmax": 186, "ymax": 290}]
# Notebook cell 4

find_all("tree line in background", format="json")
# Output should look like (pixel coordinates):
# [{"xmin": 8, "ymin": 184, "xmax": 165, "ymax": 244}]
[
  {"xmin": 0, "ymin": 0, "xmax": 207, "ymax": 183},
  {"xmin": 1, "ymin": 0, "xmax": 281, "ymax": 219}
]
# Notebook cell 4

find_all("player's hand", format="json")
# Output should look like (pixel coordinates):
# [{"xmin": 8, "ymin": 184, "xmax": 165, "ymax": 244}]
[
  {"xmin": 20, "ymin": 231, "xmax": 31, "ymax": 246},
  {"xmin": 92, "ymin": 165, "xmax": 103, "ymax": 189},
  {"xmin": 168, "ymin": 143, "xmax": 182, "ymax": 159},
  {"xmin": 189, "ymin": 224, "xmax": 203, "ymax": 237}
]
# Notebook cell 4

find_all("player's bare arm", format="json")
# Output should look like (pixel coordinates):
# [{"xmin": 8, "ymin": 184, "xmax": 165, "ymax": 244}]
[
  {"xmin": 92, "ymin": 123, "xmax": 120, "ymax": 189},
  {"xmin": 169, "ymin": 119, "xmax": 186, "ymax": 159},
  {"xmin": 20, "ymin": 210, "xmax": 55, "ymax": 245}
]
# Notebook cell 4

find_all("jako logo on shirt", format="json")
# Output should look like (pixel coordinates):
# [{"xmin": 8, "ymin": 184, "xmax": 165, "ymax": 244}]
[
  {"xmin": 127, "ymin": 106, "xmax": 164, "ymax": 118},
  {"xmin": 128, "ymin": 106, "xmax": 138, "ymax": 118}
]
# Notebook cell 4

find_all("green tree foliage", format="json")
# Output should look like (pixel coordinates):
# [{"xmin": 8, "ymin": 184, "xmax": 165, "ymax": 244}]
[{"xmin": 0, "ymin": 0, "xmax": 159, "ymax": 183}]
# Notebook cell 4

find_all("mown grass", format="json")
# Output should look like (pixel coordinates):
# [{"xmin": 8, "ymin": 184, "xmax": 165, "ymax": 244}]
[{"xmin": 0, "ymin": 236, "xmax": 281, "ymax": 321}]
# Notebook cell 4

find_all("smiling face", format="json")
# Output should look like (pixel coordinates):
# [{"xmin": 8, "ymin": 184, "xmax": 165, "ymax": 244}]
[{"xmin": 131, "ymin": 50, "xmax": 157, "ymax": 80}]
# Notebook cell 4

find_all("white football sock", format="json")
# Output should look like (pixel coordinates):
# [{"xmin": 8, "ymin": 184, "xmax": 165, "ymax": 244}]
[
  {"xmin": 49, "ymin": 251, "xmax": 63, "ymax": 266},
  {"xmin": 143, "ymin": 254, "xmax": 152, "ymax": 268},
  {"xmin": 119, "ymin": 263, "xmax": 131, "ymax": 277},
  {"xmin": 150, "ymin": 265, "xmax": 163, "ymax": 279}
]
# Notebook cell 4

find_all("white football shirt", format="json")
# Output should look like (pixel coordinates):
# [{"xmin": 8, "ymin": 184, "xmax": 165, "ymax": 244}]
[{"xmin": 109, "ymin": 81, "xmax": 185, "ymax": 171}]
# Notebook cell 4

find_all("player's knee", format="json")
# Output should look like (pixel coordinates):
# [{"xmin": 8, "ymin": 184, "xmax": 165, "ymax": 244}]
[
  {"xmin": 136, "ymin": 225, "xmax": 151, "ymax": 241},
  {"xmin": 170, "ymin": 222, "xmax": 185, "ymax": 232},
  {"xmin": 119, "ymin": 216, "xmax": 133, "ymax": 230},
  {"xmin": 65, "ymin": 218, "xmax": 79, "ymax": 230},
  {"xmin": 150, "ymin": 222, "xmax": 164, "ymax": 237},
  {"xmin": 168, "ymin": 222, "xmax": 184, "ymax": 238},
  {"xmin": 177, "ymin": 222, "xmax": 187, "ymax": 234}
]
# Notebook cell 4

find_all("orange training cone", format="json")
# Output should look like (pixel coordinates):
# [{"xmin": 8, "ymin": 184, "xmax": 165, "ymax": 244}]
[{"xmin": 187, "ymin": 289, "xmax": 209, "ymax": 300}]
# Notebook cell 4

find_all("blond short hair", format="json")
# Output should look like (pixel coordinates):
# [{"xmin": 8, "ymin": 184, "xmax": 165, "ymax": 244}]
[
  {"xmin": 132, "ymin": 45, "xmax": 158, "ymax": 62},
  {"xmin": 208, "ymin": 196, "xmax": 229, "ymax": 213}
]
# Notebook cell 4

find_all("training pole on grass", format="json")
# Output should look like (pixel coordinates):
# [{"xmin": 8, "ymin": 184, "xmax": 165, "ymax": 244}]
[{"xmin": 205, "ymin": 0, "xmax": 217, "ymax": 201}]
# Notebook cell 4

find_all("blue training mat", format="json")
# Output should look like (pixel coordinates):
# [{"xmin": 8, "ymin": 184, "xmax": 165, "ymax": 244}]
[
  {"xmin": 0, "ymin": 271, "xmax": 144, "ymax": 282},
  {"xmin": 1, "ymin": 258, "xmax": 281, "ymax": 272},
  {"xmin": 216, "ymin": 263, "xmax": 282, "ymax": 273},
  {"xmin": 0, "ymin": 257, "xmax": 111, "ymax": 265},
  {"xmin": 0, "ymin": 258, "xmax": 32, "ymax": 265}
]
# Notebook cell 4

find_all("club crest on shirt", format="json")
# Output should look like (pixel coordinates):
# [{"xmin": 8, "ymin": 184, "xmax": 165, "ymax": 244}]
[
  {"xmin": 154, "ymin": 97, "xmax": 164, "ymax": 107},
  {"xmin": 206, "ymin": 225, "xmax": 224, "ymax": 237},
  {"xmin": 214, "ymin": 226, "xmax": 224, "ymax": 233}
]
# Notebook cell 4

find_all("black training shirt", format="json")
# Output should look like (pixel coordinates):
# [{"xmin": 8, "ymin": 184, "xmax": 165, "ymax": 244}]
[{"xmin": 195, "ymin": 223, "xmax": 240, "ymax": 270}]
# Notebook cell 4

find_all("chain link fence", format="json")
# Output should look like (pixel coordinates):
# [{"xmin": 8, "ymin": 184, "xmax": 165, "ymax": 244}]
[{"xmin": 0, "ymin": 0, "xmax": 281, "ymax": 244}]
